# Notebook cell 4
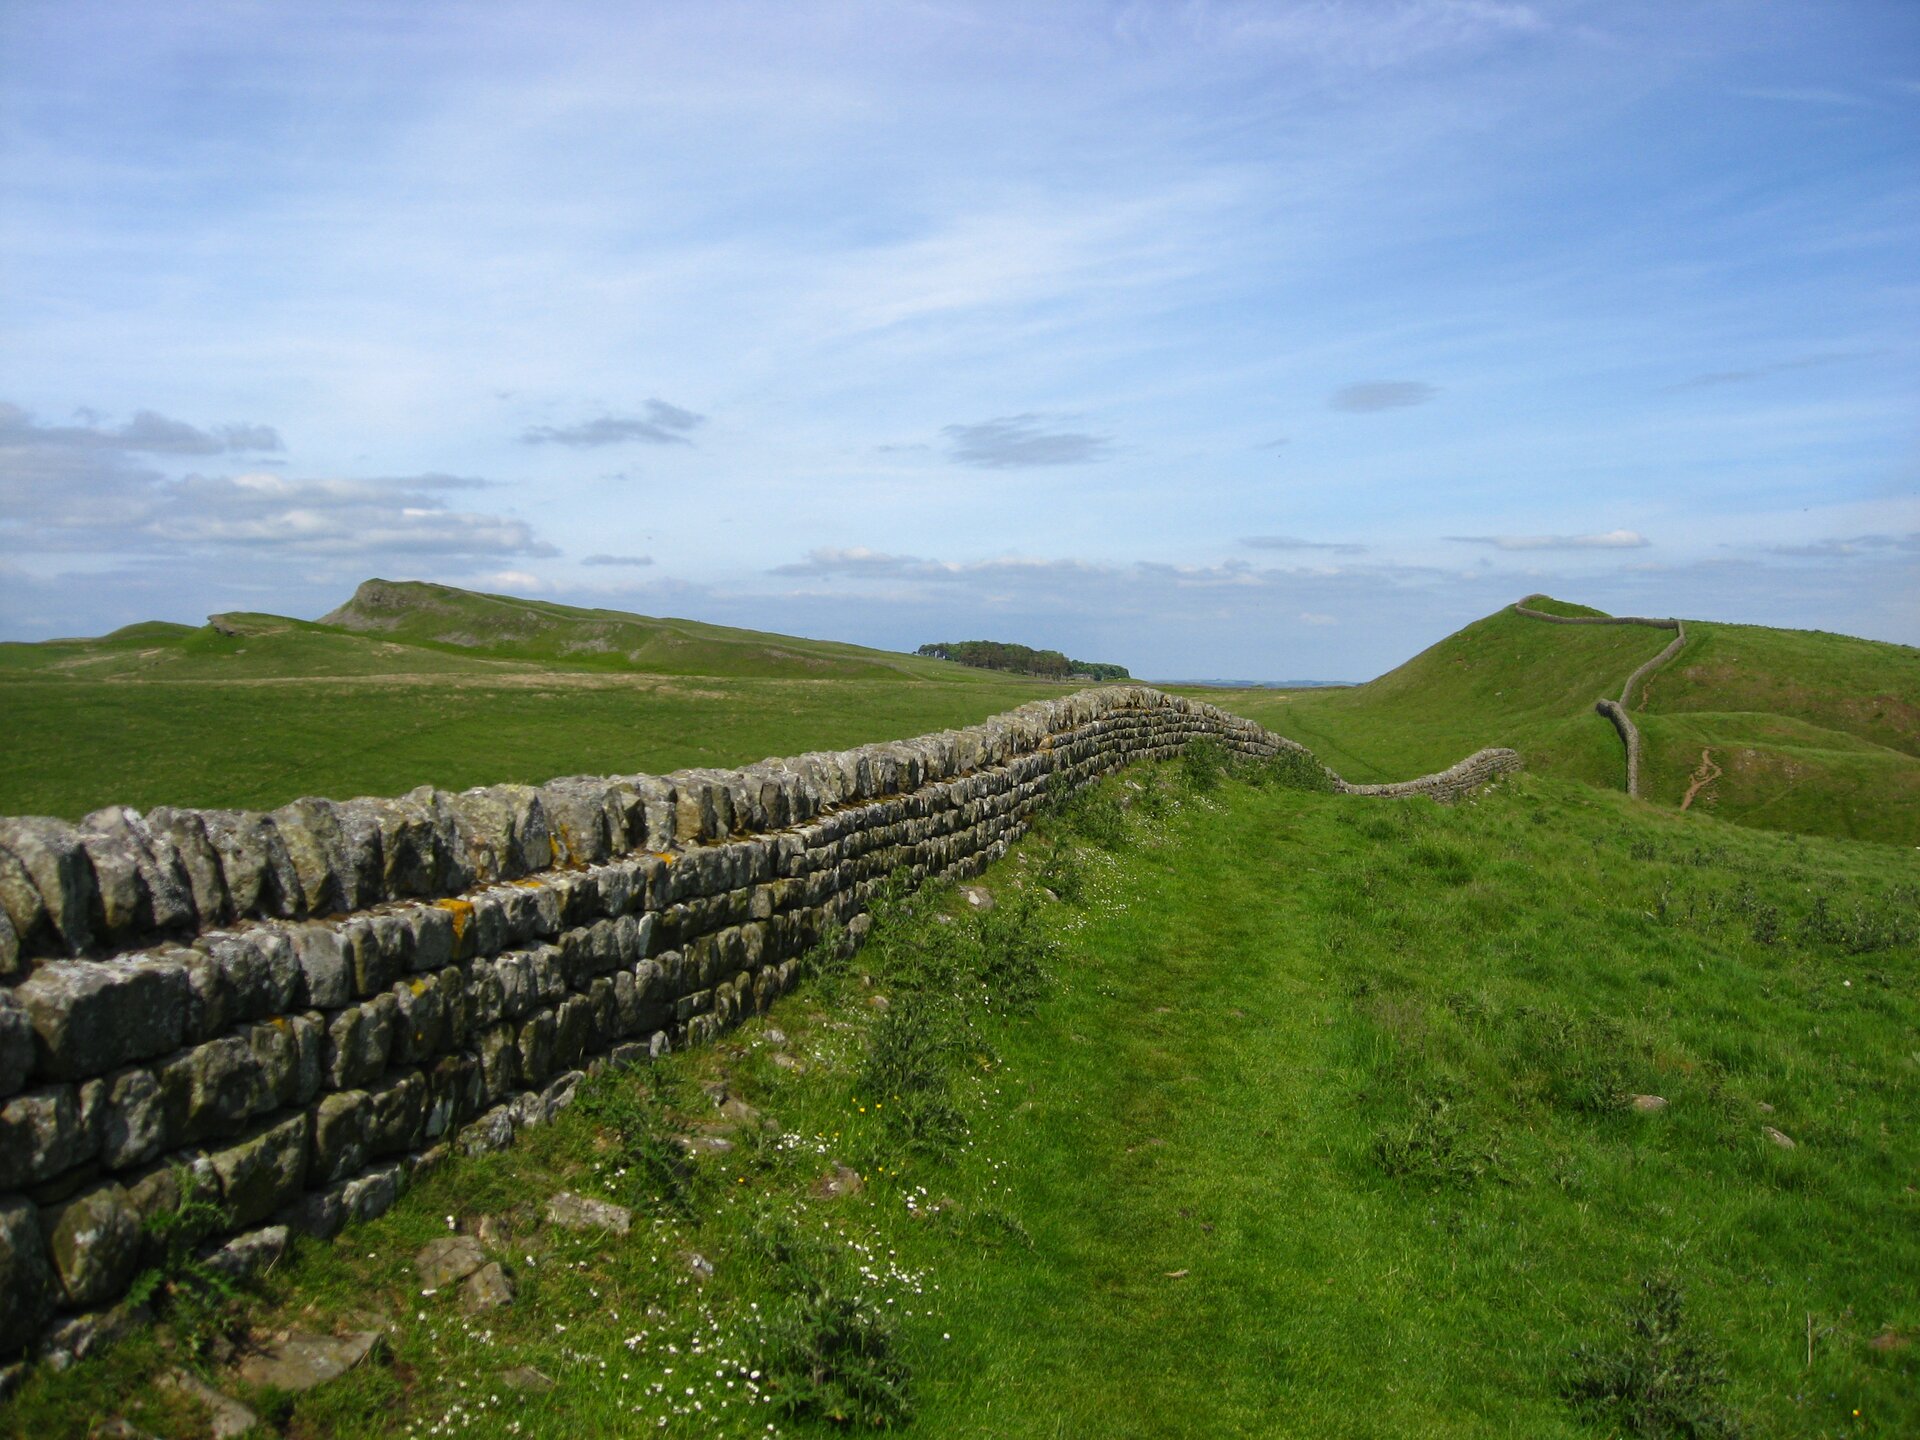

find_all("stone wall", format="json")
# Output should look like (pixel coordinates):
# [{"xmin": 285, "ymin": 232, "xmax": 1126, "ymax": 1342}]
[
  {"xmin": 0, "ymin": 686, "xmax": 1517, "ymax": 1364},
  {"xmin": 1512, "ymin": 597, "xmax": 1687, "ymax": 799}
]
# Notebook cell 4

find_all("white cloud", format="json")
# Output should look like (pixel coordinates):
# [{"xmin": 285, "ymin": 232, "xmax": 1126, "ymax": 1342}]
[{"xmin": 1448, "ymin": 530, "xmax": 1649, "ymax": 551}]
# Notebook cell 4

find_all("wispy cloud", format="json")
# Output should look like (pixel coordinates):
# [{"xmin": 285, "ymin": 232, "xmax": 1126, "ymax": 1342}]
[
  {"xmin": 1669, "ymin": 351, "xmax": 1875, "ymax": 391},
  {"xmin": 519, "ymin": 400, "xmax": 705, "ymax": 447},
  {"xmin": 1330, "ymin": 381, "xmax": 1437, "ymax": 413},
  {"xmin": 1731, "ymin": 86, "xmax": 1873, "ymax": 108},
  {"xmin": 1448, "ymin": 530, "xmax": 1649, "ymax": 551},
  {"xmin": 1766, "ymin": 532, "xmax": 1920, "ymax": 558},
  {"xmin": 0, "ymin": 400, "xmax": 281, "ymax": 455},
  {"xmin": 1241, "ymin": 535, "xmax": 1367, "ymax": 554},
  {"xmin": 581, "ymin": 552, "xmax": 655, "ymax": 567},
  {"xmin": 941, "ymin": 415, "xmax": 1113, "ymax": 468}
]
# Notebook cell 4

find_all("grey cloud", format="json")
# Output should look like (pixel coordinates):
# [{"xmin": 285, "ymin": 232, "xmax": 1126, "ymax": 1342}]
[
  {"xmin": 941, "ymin": 414, "xmax": 1112, "ymax": 468},
  {"xmin": 1669, "ymin": 351, "xmax": 1877, "ymax": 391},
  {"xmin": 519, "ymin": 399, "xmax": 705, "ymax": 447},
  {"xmin": 1241, "ymin": 535, "xmax": 1367, "ymax": 554},
  {"xmin": 1448, "ymin": 530, "xmax": 1649, "ymax": 551},
  {"xmin": 0, "ymin": 400, "xmax": 282, "ymax": 454},
  {"xmin": 0, "ymin": 432, "xmax": 552, "ymax": 563},
  {"xmin": 582, "ymin": 553, "xmax": 656, "ymax": 567},
  {"xmin": 1330, "ymin": 381, "xmax": 1436, "ymax": 413}
]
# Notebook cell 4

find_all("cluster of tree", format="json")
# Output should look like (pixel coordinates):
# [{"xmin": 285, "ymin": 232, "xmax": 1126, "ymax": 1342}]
[{"xmin": 916, "ymin": 640, "xmax": 1130, "ymax": 681}]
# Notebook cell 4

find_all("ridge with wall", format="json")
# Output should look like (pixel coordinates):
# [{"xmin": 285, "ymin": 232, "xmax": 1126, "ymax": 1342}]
[
  {"xmin": 0, "ymin": 685, "xmax": 1517, "ymax": 1370},
  {"xmin": 1511, "ymin": 596, "xmax": 1687, "ymax": 799}
]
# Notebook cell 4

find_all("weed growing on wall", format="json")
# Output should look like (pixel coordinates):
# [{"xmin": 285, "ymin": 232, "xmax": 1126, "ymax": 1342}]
[{"xmin": 123, "ymin": 1167, "xmax": 243, "ymax": 1364}]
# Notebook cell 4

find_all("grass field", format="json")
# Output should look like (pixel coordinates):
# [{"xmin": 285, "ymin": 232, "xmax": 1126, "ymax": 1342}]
[
  {"xmin": 0, "ymin": 583, "xmax": 1060, "ymax": 818},
  {"xmin": 10, "ymin": 754, "xmax": 1915, "ymax": 1439}
]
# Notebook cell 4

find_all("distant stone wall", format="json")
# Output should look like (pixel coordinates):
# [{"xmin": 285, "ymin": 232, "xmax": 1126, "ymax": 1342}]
[
  {"xmin": 1512, "ymin": 597, "xmax": 1687, "ymax": 798},
  {"xmin": 0, "ymin": 686, "xmax": 1516, "ymax": 1365}
]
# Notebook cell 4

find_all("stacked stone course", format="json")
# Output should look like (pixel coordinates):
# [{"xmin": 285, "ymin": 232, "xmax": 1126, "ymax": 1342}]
[{"xmin": 0, "ymin": 685, "xmax": 1515, "ymax": 1364}]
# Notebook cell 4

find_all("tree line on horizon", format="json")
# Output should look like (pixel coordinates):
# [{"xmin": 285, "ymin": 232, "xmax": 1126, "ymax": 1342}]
[{"xmin": 916, "ymin": 639, "xmax": 1131, "ymax": 681}]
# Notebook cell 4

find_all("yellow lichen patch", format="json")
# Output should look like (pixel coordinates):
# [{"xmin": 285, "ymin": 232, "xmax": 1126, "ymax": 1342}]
[
  {"xmin": 651, "ymin": 850, "xmax": 677, "ymax": 866},
  {"xmin": 437, "ymin": 897, "xmax": 474, "ymax": 937},
  {"xmin": 411, "ymin": 978, "xmax": 430, "ymax": 997}
]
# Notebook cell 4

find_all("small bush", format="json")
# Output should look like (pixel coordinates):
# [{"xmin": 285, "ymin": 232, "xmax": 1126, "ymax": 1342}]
[
  {"xmin": 1180, "ymin": 737, "xmax": 1230, "ymax": 792},
  {"xmin": 571, "ymin": 1070, "xmax": 696, "ymax": 1217},
  {"xmin": 1371, "ymin": 1089, "xmax": 1499, "ymax": 1189},
  {"xmin": 748, "ymin": 1210, "xmax": 914, "ymax": 1429},
  {"xmin": 1565, "ymin": 1275, "xmax": 1742, "ymax": 1439}
]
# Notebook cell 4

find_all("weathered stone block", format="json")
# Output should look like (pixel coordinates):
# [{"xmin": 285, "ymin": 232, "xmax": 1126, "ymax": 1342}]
[
  {"xmin": 390, "ymin": 974, "xmax": 447, "ymax": 1067},
  {"xmin": 325, "ymin": 995, "xmax": 396, "ymax": 1089},
  {"xmin": 155, "ymin": 1034, "xmax": 271, "ymax": 1146},
  {"xmin": 0, "ymin": 1196, "xmax": 55, "ymax": 1353},
  {"xmin": 0, "ymin": 819, "xmax": 97, "ymax": 957},
  {"xmin": 97, "ymin": 1066, "xmax": 167, "ymax": 1171},
  {"xmin": 340, "ymin": 1162, "xmax": 402, "ymax": 1225},
  {"xmin": 309, "ymin": 1090, "xmax": 370, "ymax": 1184},
  {"xmin": 289, "ymin": 923, "xmax": 351, "ymax": 1010},
  {"xmin": 144, "ymin": 806, "xmax": 231, "ymax": 928},
  {"xmin": 269, "ymin": 798, "xmax": 351, "ymax": 917},
  {"xmin": 475, "ymin": 1023, "xmax": 520, "ymax": 1102},
  {"xmin": 199, "ymin": 810, "xmax": 304, "ymax": 919},
  {"xmin": 0, "ymin": 1085, "xmax": 92, "ymax": 1191},
  {"xmin": 16, "ymin": 955, "xmax": 191, "ymax": 1082},
  {"xmin": 551, "ymin": 995, "xmax": 593, "ymax": 1071},
  {"xmin": 208, "ymin": 1113, "xmax": 309, "ymax": 1228},
  {"xmin": 427, "ymin": 1054, "xmax": 480, "ymax": 1139},
  {"xmin": 0, "ymin": 995, "xmax": 33, "ymax": 1098},
  {"xmin": 517, "ymin": 1010, "xmax": 554, "ymax": 1088},
  {"xmin": 364, "ymin": 1071, "xmax": 428, "ymax": 1157},
  {"xmin": 40, "ymin": 1181, "xmax": 141, "ymax": 1309}
]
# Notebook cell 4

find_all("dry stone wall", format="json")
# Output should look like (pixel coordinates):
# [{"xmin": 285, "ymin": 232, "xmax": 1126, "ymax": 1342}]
[
  {"xmin": 0, "ymin": 686, "xmax": 1516, "ymax": 1364},
  {"xmin": 1512, "ymin": 597, "xmax": 1687, "ymax": 799}
]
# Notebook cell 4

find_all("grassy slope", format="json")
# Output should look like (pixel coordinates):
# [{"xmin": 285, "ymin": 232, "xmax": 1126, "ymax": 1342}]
[
  {"xmin": 1178, "ymin": 601, "xmax": 1920, "ymax": 847},
  {"xmin": 1172, "ymin": 603, "xmax": 1663, "ymax": 788},
  {"xmin": 9, "ymin": 762, "xmax": 1915, "ymax": 1439},
  {"xmin": 0, "ymin": 587, "xmax": 1059, "ymax": 819}
]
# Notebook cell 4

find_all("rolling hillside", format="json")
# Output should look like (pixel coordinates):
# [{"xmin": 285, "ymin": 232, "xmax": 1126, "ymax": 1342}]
[
  {"xmin": 0, "ymin": 581, "xmax": 1062, "ymax": 819},
  {"xmin": 1181, "ymin": 598, "xmax": 1920, "ymax": 846}
]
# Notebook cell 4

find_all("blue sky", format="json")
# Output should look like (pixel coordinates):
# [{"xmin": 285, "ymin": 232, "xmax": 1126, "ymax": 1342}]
[{"xmin": 2, "ymin": 0, "xmax": 1915, "ymax": 679}]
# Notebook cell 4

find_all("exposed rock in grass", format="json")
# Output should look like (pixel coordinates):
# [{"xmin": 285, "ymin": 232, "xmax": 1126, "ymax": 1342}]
[
  {"xmin": 544, "ymin": 1191, "xmax": 631, "ymax": 1235},
  {"xmin": 461, "ymin": 1261, "xmax": 514, "ymax": 1311},
  {"xmin": 500, "ymin": 1364, "xmax": 554, "ymax": 1392},
  {"xmin": 1764, "ymin": 1126, "xmax": 1796, "ymax": 1150},
  {"xmin": 160, "ymin": 1370, "xmax": 257, "ymax": 1438},
  {"xmin": 681, "ymin": 1250, "xmax": 714, "ymax": 1282},
  {"xmin": 812, "ymin": 1164, "xmax": 864, "ymax": 1200},
  {"xmin": 962, "ymin": 885, "xmax": 995, "ymax": 912},
  {"xmin": 234, "ymin": 1329, "xmax": 383, "ymax": 1391},
  {"xmin": 1630, "ymin": 1095, "xmax": 1669, "ymax": 1113},
  {"xmin": 415, "ymin": 1235, "xmax": 486, "ymax": 1289}
]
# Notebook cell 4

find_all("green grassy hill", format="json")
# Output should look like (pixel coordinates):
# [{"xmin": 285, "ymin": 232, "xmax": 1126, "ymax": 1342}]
[
  {"xmin": 1177, "ymin": 599, "xmax": 1920, "ymax": 846},
  {"xmin": 319, "ymin": 579, "xmax": 966, "ymax": 681},
  {"xmin": 0, "ymin": 581, "xmax": 1061, "ymax": 819}
]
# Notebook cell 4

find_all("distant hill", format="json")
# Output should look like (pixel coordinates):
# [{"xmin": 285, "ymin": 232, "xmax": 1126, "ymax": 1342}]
[
  {"xmin": 916, "ymin": 639, "xmax": 1129, "ymax": 681},
  {"xmin": 0, "ymin": 580, "xmax": 1059, "ymax": 818},
  {"xmin": 1176, "ymin": 598, "xmax": 1919, "ymax": 846},
  {"xmin": 320, "ymin": 579, "xmax": 965, "ymax": 681}
]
